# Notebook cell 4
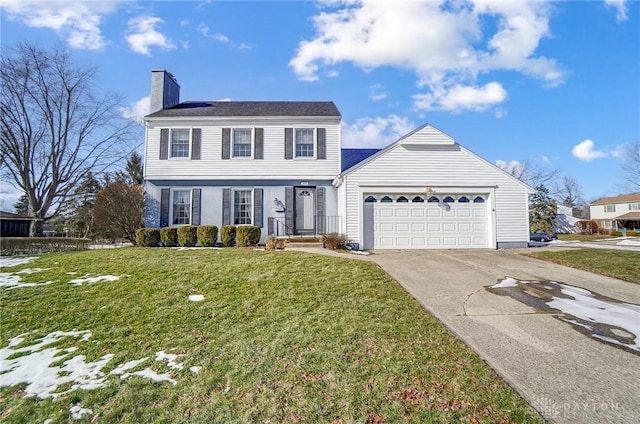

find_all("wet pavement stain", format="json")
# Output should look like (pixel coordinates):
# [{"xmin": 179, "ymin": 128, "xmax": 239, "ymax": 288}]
[{"xmin": 488, "ymin": 277, "xmax": 640, "ymax": 356}]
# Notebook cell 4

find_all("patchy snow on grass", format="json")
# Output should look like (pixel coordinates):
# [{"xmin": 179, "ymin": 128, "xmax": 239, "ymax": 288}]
[
  {"xmin": 0, "ymin": 330, "xmax": 113, "ymax": 399},
  {"xmin": 67, "ymin": 275, "xmax": 122, "ymax": 286},
  {"xmin": 69, "ymin": 405, "xmax": 93, "ymax": 420},
  {"xmin": 1, "ymin": 330, "xmax": 190, "ymax": 399},
  {"xmin": 190, "ymin": 366, "xmax": 202, "ymax": 374},
  {"xmin": 0, "ymin": 256, "xmax": 39, "ymax": 268},
  {"xmin": 0, "ymin": 266, "xmax": 54, "ymax": 290},
  {"xmin": 188, "ymin": 294, "xmax": 204, "ymax": 302}
]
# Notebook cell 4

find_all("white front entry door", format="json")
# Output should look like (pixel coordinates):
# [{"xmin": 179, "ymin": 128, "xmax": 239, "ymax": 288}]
[{"xmin": 363, "ymin": 194, "xmax": 489, "ymax": 250}]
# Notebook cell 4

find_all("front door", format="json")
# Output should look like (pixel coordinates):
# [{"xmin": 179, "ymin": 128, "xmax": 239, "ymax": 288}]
[{"xmin": 294, "ymin": 187, "xmax": 316, "ymax": 235}]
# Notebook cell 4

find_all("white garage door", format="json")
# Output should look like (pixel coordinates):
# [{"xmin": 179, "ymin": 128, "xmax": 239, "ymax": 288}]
[{"xmin": 363, "ymin": 194, "xmax": 489, "ymax": 249}]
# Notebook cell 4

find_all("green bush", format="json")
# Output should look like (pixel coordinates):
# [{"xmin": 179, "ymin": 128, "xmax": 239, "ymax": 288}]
[
  {"xmin": 220, "ymin": 225, "xmax": 236, "ymax": 247},
  {"xmin": 627, "ymin": 230, "xmax": 638, "ymax": 237},
  {"xmin": 236, "ymin": 226, "xmax": 261, "ymax": 247},
  {"xmin": 136, "ymin": 228, "xmax": 160, "ymax": 247},
  {"xmin": 197, "ymin": 225, "xmax": 218, "ymax": 247},
  {"xmin": 160, "ymin": 227, "xmax": 178, "ymax": 247},
  {"xmin": 177, "ymin": 225, "xmax": 198, "ymax": 247},
  {"xmin": 611, "ymin": 230, "xmax": 622, "ymax": 237},
  {"xmin": 321, "ymin": 233, "xmax": 347, "ymax": 250}
]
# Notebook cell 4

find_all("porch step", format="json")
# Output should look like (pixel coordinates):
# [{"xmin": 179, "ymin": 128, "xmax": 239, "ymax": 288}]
[{"xmin": 286, "ymin": 242, "xmax": 324, "ymax": 248}]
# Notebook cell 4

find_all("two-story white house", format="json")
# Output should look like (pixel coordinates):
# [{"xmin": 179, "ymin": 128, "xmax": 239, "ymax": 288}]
[
  {"xmin": 590, "ymin": 194, "xmax": 640, "ymax": 232},
  {"xmin": 144, "ymin": 70, "xmax": 533, "ymax": 249}
]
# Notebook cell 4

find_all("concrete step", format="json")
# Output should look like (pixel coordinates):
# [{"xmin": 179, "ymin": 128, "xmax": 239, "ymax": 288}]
[{"xmin": 286, "ymin": 242, "xmax": 324, "ymax": 248}]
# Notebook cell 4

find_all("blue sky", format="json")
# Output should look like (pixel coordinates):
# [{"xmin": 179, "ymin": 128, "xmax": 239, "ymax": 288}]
[{"xmin": 1, "ymin": 0, "xmax": 638, "ymax": 209}]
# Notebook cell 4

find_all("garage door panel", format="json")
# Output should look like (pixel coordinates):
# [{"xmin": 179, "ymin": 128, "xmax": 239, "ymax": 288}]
[{"xmin": 364, "ymin": 194, "xmax": 490, "ymax": 249}]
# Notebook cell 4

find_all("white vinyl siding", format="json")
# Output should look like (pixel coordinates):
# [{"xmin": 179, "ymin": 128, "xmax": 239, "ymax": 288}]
[
  {"xmin": 341, "ymin": 141, "xmax": 530, "ymax": 249},
  {"xmin": 145, "ymin": 120, "xmax": 340, "ymax": 180}
]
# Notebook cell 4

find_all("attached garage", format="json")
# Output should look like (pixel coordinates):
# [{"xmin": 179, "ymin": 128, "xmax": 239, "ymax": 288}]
[
  {"xmin": 362, "ymin": 193, "xmax": 489, "ymax": 249},
  {"xmin": 336, "ymin": 124, "xmax": 533, "ymax": 250}
]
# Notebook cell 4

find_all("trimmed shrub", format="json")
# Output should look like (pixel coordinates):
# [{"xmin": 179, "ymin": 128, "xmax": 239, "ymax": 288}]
[
  {"xmin": 237, "ymin": 226, "xmax": 261, "ymax": 247},
  {"xmin": 322, "ymin": 233, "xmax": 347, "ymax": 250},
  {"xmin": 136, "ymin": 228, "xmax": 160, "ymax": 247},
  {"xmin": 220, "ymin": 225, "xmax": 236, "ymax": 247},
  {"xmin": 197, "ymin": 225, "xmax": 218, "ymax": 247},
  {"xmin": 627, "ymin": 230, "xmax": 638, "ymax": 237},
  {"xmin": 160, "ymin": 227, "xmax": 178, "ymax": 247},
  {"xmin": 177, "ymin": 225, "xmax": 198, "ymax": 247},
  {"xmin": 611, "ymin": 230, "xmax": 622, "ymax": 237}
]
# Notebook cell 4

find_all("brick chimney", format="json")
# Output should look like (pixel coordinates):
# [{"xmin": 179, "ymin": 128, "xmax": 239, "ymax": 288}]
[{"xmin": 150, "ymin": 70, "xmax": 180, "ymax": 113}]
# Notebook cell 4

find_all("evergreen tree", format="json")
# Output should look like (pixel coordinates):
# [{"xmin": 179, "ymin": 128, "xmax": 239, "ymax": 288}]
[
  {"xmin": 13, "ymin": 194, "xmax": 29, "ymax": 215},
  {"xmin": 529, "ymin": 184, "xmax": 556, "ymax": 233}
]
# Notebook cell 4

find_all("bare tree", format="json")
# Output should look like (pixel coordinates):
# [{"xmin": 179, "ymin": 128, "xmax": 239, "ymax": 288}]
[
  {"xmin": 617, "ymin": 142, "xmax": 640, "ymax": 193},
  {"xmin": 496, "ymin": 159, "xmax": 561, "ymax": 188},
  {"xmin": 93, "ymin": 183, "xmax": 144, "ymax": 244},
  {"xmin": 0, "ymin": 43, "xmax": 133, "ymax": 235},
  {"xmin": 555, "ymin": 176, "xmax": 584, "ymax": 209}
]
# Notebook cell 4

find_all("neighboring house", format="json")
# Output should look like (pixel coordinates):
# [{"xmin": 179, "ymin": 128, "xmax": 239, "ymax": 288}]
[
  {"xmin": 553, "ymin": 204, "xmax": 580, "ymax": 234},
  {"xmin": 590, "ymin": 193, "xmax": 640, "ymax": 231},
  {"xmin": 0, "ymin": 211, "xmax": 36, "ymax": 237},
  {"xmin": 143, "ymin": 70, "xmax": 533, "ymax": 249}
]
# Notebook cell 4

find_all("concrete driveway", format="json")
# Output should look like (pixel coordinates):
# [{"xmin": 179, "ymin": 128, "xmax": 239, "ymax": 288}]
[{"xmin": 370, "ymin": 249, "xmax": 640, "ymax": 424}]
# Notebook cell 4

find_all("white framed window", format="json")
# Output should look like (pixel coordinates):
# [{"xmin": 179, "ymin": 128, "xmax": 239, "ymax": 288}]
[
  {"xmin": 629, "ymin": 203, "xmax": 640, "ymax": 211},
  {"xmin": 172, "ymin": 190, "xmax": 191, "ymax": 225},
  {"xmin": 234, "ymin": 190, "xmax": 252, "ymax": 225},
  {"xmin": 171, "ymin": 129, "xmax": 190, "ymax": 158},
  {"xmin": 295, "ymin": 128, "xmax": 314, "ymax": 158},
  {"xmin": 604, "ymin": 205, "xmax": 616, "ymax": 213},
  {"xmin": 233, "ymin": 129, "xmax": 252, "ymax": 157},
  {"xmin": 602, "ymin": 220, "xmax": 613, "ymax": 229}
]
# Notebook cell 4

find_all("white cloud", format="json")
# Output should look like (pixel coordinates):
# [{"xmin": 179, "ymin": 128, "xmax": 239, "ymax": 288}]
[
  {"xmin": 495, "ymin": 159, "xmax": 526, "ymax": 177},
  {"xmin": 369, "ymin": 84, "xmax": 388, "ymax": 101},
  {"xmin": 342, "ymin": 115, "xmax": 415, "ymax": 148},
  {"xmin": 413, "ymin": 82, "xmax": 507, "ymax": 112},
  {"xmin": 572, "ymin": 139, "xmax": 608, "ymax": 162},
  {"xmin": 197, "ymin": 24, "xmax": 250, "ymax": 49},
  {"xmin": 120, "ymin": 96, "xmax": 150, "ymax": 124},
  {"xmin": 126, "ymin": 16, "xmax": 176, "ymax": 56},
  {"xmin": 604, "ymin": 0, "xmax": 628, "ymax": 22},
  {"xmin": 289, "ymin": 0, "xmax": 565, "ymax": 113},
  {"xmin": 0, "ymin": 0, "xmax": 119, "ymax": 50}
]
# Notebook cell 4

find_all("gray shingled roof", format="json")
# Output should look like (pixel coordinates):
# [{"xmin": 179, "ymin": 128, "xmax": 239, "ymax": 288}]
[{"xmin": 146, "ymin": 101, "xmax": 341, "ymax": 118}]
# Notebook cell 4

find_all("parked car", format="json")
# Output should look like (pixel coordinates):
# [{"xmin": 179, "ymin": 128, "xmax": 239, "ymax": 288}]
[{"xmin": 530, "ymin": 232, "xmax": 557, "ymax": 242}]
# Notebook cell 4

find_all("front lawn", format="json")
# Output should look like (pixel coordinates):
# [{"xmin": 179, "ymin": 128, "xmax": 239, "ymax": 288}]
[
  {"xmin": 0, "ymin": 248, "xmax": 542, "ymax": 423},
  {"xmin": 557, "ymin": 234, "xmax": 614, "ymax": 242},
  {"xmin": 526, "ymin": 249, "xmax": 640, "ymax": 283}
]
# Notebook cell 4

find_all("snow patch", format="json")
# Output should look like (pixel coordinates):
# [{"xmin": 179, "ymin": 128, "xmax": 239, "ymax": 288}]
[
  {"xmin": 109, "ymin": 357, "xmax": 150, "ymax": 375},
  {"xmin": 120, "ymin": 368, "xmax": 177, "ymax": 386},
  {"xmin": 0, "ymin": 256, "xmax": 39, "ymax": 268},
  {"xmin": 67, "ymin": 275, "xmax": 121, "ymax": 286},
  {"xmin": 189, "ymin": 294, "xmax": 204, "ymax": 302},
  {"xmin": 491, "ymin": 277, "xmax": 519, "ymax": 288},
  {"xmin": 70, "ymin": 405, "xmax": 93, "ymax": 420},
  {"xmin": 156, "ymin": 350, "xmax": 184, "ymax": 370},
  {"xmin": 190, "ymin": 366, "xmax": 202, "ymax": 374},
  {"xmin": 617, "ymin": 239, "xmax": 640, "ymax": 247}
]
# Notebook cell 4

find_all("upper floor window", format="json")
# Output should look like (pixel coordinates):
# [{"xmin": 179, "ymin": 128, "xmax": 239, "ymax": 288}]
[
  {"xmin": 629, "ymin": 203, "xmax": 640, "ymax": 211},
  {"xmin": 171, "ymin": 129, "xmax": 190, "ymax": 158},
  {"xmin": 172, "ymin": 190, "xmax": 191, "ymax": 225},
  {"xmin": 295, "ymin": 129, "xmax": 314, "ymax": 158},
  {"xmin": 234, "ymin": 190, "xmax": 252, "ymax": 225},
  {"xmin": 233, "ymin": 129, "xmax": 252, "ymax": 157},
  {"xmin": 604, "ymin": 205, "xmax": 615, "ymax": 213}
]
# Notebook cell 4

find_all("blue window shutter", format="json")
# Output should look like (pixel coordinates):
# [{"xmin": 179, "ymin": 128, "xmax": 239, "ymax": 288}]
[
  {"xmin": 316, "ymin": 187, "xmax": 325, "ymax": 233},
  {"xmin": 284, "ymin": 128, "xmax": 293, "ymax": 160},
  {"xmin": 160, "ymin": 188, "xmax": 170, "ymax": 227},
  {"xmin": 317, "ymin": 128, "xmax": 326, "ymax": 160},
  {"xmin": 285, "ymin": 187, "xmax": 294, "ymax": 235},
  {"xmin": 222, "ymin": 128, "xmax": 231, "ymax": 160},
  {"xmin": 191, "ymin": 188, "xmax": 201, "ymax": 225},
  {"xmin": 160, "ymin": 129, "xmax": 169, "ymax": 160},
  {"xmin": 253, "ymin": 188, "xmax": 263, "ymax": 227},
  {"xmin": 191, "ymin": 129, "xmax": 201, "ymax": 160},
  {"xmin": 254, "ymin": 128, "xmax": 264, "ymax": 159},
  {"xmin": 222, "ymin": 188, "xmax": 231, "ymax": 225}
]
